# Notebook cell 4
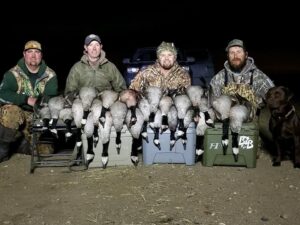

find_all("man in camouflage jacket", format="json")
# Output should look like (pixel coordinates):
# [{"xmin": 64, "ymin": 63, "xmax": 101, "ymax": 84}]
[
  {"xmin": 129, "ymin": 41, "xmax": 191, "ymax": 95},
  {"xmin": 0, "ymin": 40, "xmax": 58, "ymax": 163},
  {"xmin": 128, "ymin": 41, "xmax": 192, "ymax": 160},
  {"xmin": 209, "ymin": 39, "xmax": 274, "ymax": 160},
  {"xmin": 210, "ymin": 39, "xmax": 274, "ymax": 115}
]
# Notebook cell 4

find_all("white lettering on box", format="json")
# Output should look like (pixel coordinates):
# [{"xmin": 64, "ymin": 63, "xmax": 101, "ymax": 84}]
[
  {"xmin": 239, "ymin": 136, "xmax": 253, "ymax": 149},
  {"xmin": 209, "ymin": 136, "xmax": 253, "ymax": 150}
]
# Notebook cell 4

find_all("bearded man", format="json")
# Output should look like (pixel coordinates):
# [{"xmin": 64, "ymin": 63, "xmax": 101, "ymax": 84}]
[{"xmin": 209, "ymin": 39, "xmax": 274, "ymax": 161}]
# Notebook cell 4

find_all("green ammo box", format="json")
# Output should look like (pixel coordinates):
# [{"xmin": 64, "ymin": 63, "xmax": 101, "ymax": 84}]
[{"xmin": 203, "ymin": 122, "xmax": 259, "ymax": 168}]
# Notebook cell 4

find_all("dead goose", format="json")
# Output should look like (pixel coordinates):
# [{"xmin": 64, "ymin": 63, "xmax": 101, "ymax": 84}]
[
  {"xmin": 195, "ymin": 108, "xmax": 215, "ymax": 160},
  {"xmin": 168, "ymin": 105, "xmax": 178, "ymax": 150},
  {"xmin": 59, "ymin": 107, "xmax": 73, "ymax": 142},
  {"xmin": 186, "ymin": 85, "xmax": 213, "ymax": 127},
  {"xmin": 99, "ymin": 90, "xmax": 119, "ymax": 126},
  {"xmin": 71, "ymin": 98, "xmax": 84, "ymax": 161},
  {"xmin": 159, "ymin": 95, "xmax": 173, "ymax": 133},
  {"xmin": 126, "ymin": 107, "xmax": 144, "ymax": 166},
  {"xmin": 89, "ymin": 98, "xmax": 103, "ymax": 147},
  {"xmin": 110, "ymin": 101, "xmax": 128, "ymax": 154},
  {"xmin": 229, "ymin": 104, "xmax": 250, "ymax": 162},
  {"xmin": 48, "ymin": 95, "xmax": 65, "ymax": 138},
  {"xmin": 138, "ymin": 97, "xmax": 151, "ymax": 143},
  {"xmin": 119, "ymin": 89, "xmax": 138, "ymax": 127},
  {"xmin": 212, "ymin": 95, "xmax": 232, "ymax": 155},
  {"xmin": 174, "ymin": 94, "xmax": 192, "ymax": 139},
  {"xmin": 144, "ymin": 86, "xmax": 162, "ymax": 129},
  {"xmin": 98, "ymin": 111, "xmax": 113, "ymax": 168},
  {"xmin": 79, "ymin": 87, "xmax": 97, "ymax": 129}
]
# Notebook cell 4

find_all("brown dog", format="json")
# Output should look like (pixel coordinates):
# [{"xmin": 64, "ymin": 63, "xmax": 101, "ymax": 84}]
[{"xmin": 265, "ymin": 86, "xmax": 300, "ymax": 168}]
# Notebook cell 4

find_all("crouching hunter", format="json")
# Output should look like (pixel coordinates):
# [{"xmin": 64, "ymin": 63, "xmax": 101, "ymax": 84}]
[{"xmin": 0, "ymin": 40, "xmax": 58, "ymax": 163}]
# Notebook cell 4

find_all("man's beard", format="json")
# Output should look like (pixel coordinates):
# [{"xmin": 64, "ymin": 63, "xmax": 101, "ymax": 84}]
[
  {"xmin": 160, "ymin": 60, "xmax": 173, "ymax": 70},
  {"xmin": 229, "ymin": 58, "xmax": 246, "ymax": 73}
]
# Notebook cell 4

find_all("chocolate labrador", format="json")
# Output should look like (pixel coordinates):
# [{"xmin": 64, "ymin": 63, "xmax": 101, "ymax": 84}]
[{"xmin": 265, "ymin": 86, "xmax": 300, "ymax": 168}]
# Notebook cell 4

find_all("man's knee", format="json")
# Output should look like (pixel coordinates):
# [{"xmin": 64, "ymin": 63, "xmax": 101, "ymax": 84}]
[{"xmin": 0, "ymin": 105, "xmax": 25, "ymax": 130}]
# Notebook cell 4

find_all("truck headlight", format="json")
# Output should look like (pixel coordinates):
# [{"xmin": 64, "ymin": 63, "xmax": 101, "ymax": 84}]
[{"xmin": 127, "ymin": 67, "xmax": 140, "ymax": 73}]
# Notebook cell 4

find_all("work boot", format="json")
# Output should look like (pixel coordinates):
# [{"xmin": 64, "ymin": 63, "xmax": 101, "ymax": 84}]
[
  {"xmin": 0, "ymin": 141, "xmax": 10, "ymax": 163},
  {"xmin": 11, "ymin": 137, "xmax": 31, "ymax": 155},
  {"xmin": 16, "ymin": 138, "xmax": 31, "ymax": 155}
]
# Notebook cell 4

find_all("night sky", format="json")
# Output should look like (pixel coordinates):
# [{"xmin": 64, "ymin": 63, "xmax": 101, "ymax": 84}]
[{"xmin": 2, "ymin": 3, "xmax": 300, "ymax": 95}]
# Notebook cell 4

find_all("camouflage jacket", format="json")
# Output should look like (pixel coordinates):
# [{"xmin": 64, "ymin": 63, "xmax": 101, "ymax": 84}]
[
  {"xmin": 64, "ymin": 50, "xmax": 127, "ymax": 95},
  {"xmin": 209, "ymin": 57, "xmax": 274, "ymax": 108},
  {"xmin": 129, "ymin": 61, "xmax": 191, "ymax": 95}
]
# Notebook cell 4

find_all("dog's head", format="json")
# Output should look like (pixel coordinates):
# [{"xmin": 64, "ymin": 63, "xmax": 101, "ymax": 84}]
[{"xmin": 265, "ymin": 86, "xmax": 293, "ymax": 115}]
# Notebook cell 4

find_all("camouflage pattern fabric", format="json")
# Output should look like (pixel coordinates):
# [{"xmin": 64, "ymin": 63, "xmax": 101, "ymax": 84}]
[
  {"xmin": 0, "ymin": 105, "xmax": 53, "ymax": 154},
  {"xmin": 23, "ymin": 111, "xmax": 33, "ymax": 143},
  {"xmin": 129, "ymin": 62, "xmax": 191, "ymax": 95},
  {"xmin": 222, "ymin": 83, "xmax": 258, "ymax": 120},
  {"xmin": 156, "ymin": 42, "xmax": 177, "ymax": 57},
  {"xmin": 222, "ymin": 83, "xmax": 258, "ymax": 107},
  {"xmin": 210, "ymin": 57, "xmax": 275, "ymax": 121},
  {"xmin": 210, "ymin": 57, "xmax": 275, "ymax": 108},
  {"xmin": 0, "ymin": 105, "xmax": 25, "ymax": 130},
  {"xmin": 0, "ymin": 105, "xmax": 33, "ymax": 142},
  {"xmin": 10, "ymin": 65, "xmax": 55, "ymax": 98}
]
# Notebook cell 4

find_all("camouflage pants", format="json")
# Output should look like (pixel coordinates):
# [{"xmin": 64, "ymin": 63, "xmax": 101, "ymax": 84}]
[
  {"xmin": 0, "ymin": 105, "xmax": 53, "ymax": 154},
  {"xmin": 0, "ymin": 104, "xmax": 31, "ymax": 140}
]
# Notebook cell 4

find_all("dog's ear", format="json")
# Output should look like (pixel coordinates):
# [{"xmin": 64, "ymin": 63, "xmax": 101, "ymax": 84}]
[
  {"xmin": 266, "ymin": 87, "xmax": 276, "ymax": 99},
  {"xmin": 282, "ymin": 86, "xmax": 293, "ymax": 101}
]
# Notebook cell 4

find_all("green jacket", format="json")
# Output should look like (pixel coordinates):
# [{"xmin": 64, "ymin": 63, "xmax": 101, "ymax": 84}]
[
  {"xmin": 64, "ymin": 50, "xmax": 127, "ymax": 95},
  {"xmin": 0, "ymin": 58, "xmax": 58, "ymax": 110}
]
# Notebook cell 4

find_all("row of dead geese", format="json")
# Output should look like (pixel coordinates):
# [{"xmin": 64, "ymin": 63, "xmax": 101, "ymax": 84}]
[{"xmin": 35, "ymin": 85, "xmax": 250, "ymax": 168}]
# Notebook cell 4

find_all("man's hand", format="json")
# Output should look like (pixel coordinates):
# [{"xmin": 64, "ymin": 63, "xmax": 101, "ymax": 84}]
[
  {"xmin": 27, "ymin": 96, "xmax": 37, "ymax": 106},
  {"xmin": 32, "ymin": 95, "xmax": 49, "ymax": 116}
]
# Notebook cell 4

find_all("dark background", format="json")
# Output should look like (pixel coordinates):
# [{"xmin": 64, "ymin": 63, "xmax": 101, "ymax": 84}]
[{"xmin": 2, "ymin": 2, "xmax": 300, "ymax": 96}]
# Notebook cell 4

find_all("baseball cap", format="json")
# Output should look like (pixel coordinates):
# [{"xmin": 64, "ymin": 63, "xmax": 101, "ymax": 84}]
[
  {"xmin": 84, "ymin": 34, "xmax": 101, "ymax": 45},
  {"xmin": 24, "ymin": 40, "xmax": 42, "ymax": 51},
  {"xmin": 225, "ymin": 39, "xmax": 245, "ymax": 52}
]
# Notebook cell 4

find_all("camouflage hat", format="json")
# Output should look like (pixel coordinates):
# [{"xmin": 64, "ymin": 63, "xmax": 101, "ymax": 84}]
[
  {"xmin": 84, "ymin": 34, "xmax": 101, "ymax": 45},
  {"xmin": 156, "ymin": 41, "xmax": 177, "ymax": 57},
  {"xmin": 24, "ymin": 40, "xmax": 42, "ymax": 51},
  {"xmin": 225, "ymin": 39, "xmax": 245, "ymax": 52}
]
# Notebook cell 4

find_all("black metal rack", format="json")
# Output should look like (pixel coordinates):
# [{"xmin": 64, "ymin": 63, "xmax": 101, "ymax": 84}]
[{"xmin": 30, "ymin": 119, "xmax": 87, "ymax": 173}]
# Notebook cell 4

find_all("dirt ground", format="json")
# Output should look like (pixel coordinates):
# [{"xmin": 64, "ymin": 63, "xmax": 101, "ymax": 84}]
[{"xmin": 1, "ymin": 109, "xmax": 300, "ymax": 225}]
